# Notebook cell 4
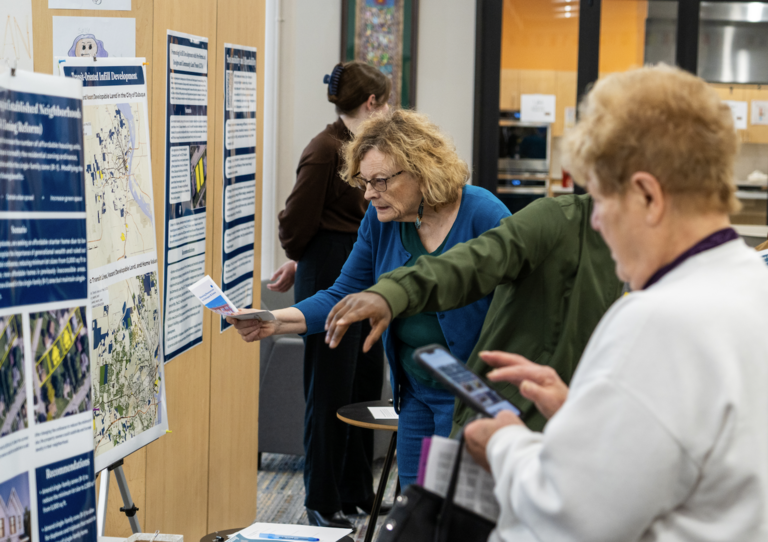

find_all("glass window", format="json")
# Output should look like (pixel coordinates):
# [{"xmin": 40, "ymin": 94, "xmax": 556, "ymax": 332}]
[
  {"xmin": 500, "ymin": 0, "xmax": 580, "ymax": 207},
  {"xmin": 500, "ymin": 0, "xmax": 579, "ymax": 136},
  {"xmin": 699, "ymin": 2, "xmax": 768, "ymax": 225},
  {"xmin": 644, "ymin": 1, "xmax": 678, "ymax": 65}
]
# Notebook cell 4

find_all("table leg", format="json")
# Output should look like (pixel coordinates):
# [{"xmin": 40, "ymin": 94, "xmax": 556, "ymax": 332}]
[{"xmin": 365, "ymin": 432, "xmax": 397, "ymax": 542}]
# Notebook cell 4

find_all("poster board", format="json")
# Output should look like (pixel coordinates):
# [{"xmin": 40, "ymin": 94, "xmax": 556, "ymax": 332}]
[
  {"xmin": 0, "ymin": 67, "xmax": 97, "ymax": 542},
  {"xmin": 219, "ymin": 43, "xmax": 257, "ymax": 333},
  {"xmin": 161, "ymin": 30, "xmax": 209, "ymax": 363},
  {"xmin": 58, "ymin": 56, "xmax": 169, "ymax": 473}
]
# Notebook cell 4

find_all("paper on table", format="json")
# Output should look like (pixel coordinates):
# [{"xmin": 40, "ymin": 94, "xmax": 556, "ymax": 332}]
[
  {"xmin": 231, "ymin": 522, "xmax": 351, "ymax": 542},
  {"xmin": 368, "ymin": 406, "xmax": 398, "ymax": 419},
  {"xmin": 423, "ymin": 436, "xmax": 500, "ymax": 522}
]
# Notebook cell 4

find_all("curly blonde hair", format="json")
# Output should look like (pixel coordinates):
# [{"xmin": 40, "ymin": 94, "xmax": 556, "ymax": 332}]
[
  {"xmin": 562, "ymin": 64, "xmax": 740, "ymax": 214},
  {"xmin": 340, "ymin": 109, "xmax": 469, "ymax": 209}
]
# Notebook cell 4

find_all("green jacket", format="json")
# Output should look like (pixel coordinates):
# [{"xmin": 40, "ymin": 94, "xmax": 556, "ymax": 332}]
[{"xmin": 367, "ymin": 194, "xmax": 623, "ymax": 432}]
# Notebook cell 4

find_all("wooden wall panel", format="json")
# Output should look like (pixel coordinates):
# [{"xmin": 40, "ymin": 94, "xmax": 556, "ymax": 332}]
[
  {"xmin": 143, "ymin": 2, "xmax": 218, "ymax": 541},
  {"xmin": 500, "ymin": 68, "xmax": 576, "ymax": 137},
  {"xmin": 31, "ymin": 0, "xmax": 154, "ymax": 537},
  {"xmin": 207, "ymin": 0, "xmax": 264, "ymax": 531},
  {"xmin": 554, "ymin": 71, "xmax": 576, "ymax": 137},
  {"xmin": 499, "ymin": 69, "xmax": 519, "ymax": 112}
]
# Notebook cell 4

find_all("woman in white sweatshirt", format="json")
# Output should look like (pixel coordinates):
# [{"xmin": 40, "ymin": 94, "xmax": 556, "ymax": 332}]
[{"xmin": 465, "ymin": 64, "xmax": 768, "ymax": 542}]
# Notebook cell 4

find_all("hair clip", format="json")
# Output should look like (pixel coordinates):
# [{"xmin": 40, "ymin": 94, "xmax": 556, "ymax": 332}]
[{"xmin": 323, "ymin": 63, "xmax": 344, "ymax": 98}]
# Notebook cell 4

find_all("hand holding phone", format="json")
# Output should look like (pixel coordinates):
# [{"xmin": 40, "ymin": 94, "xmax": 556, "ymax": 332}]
[{"xmin": 414, "ymin": 344, "xmax": 520, "ymax": 418}]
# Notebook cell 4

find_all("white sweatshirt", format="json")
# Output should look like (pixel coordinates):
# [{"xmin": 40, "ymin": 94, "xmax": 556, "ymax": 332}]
[{"xmin": 487, "ymin": 239, "xmax": 768, "ymax": 542}]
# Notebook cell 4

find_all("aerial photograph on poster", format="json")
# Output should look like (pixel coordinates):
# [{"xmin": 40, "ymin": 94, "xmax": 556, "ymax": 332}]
[
  {"xmin": 0, "ymin": 315, "xmax": 27, "ymax": 438},
  {"xmin": 30, "ymin": 307, "xmax": 91, "ymax": 424}
]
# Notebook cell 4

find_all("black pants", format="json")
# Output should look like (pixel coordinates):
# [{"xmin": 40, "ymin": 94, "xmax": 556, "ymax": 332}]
[{"xmin": 294, "ymin": 230, "xmax": 385, "ymax": 514}]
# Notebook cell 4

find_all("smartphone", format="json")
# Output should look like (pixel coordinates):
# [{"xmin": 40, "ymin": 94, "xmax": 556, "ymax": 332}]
[
  {"xmin": 414, "ymin": 344, "xmax": 521, "ymax": 418},
  {"xmin": 228, "ymin": 310, "xmax": 275, "ymax": 322}
]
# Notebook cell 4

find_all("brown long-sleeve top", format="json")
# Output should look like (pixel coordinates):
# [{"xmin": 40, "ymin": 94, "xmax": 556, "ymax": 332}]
[{"xmin": 278, "ymin": 118, "xmax": 367, "ymax": 261}]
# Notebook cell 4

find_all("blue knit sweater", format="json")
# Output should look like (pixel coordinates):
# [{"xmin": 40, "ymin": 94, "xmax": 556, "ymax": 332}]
[{"xmin": 295, "ymin": 184, "xmax": 510, "ymax": 408}]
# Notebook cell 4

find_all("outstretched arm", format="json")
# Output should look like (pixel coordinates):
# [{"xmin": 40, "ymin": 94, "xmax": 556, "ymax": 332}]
[
  {"xmin": 368, "ymin": 200, "xmax": 565, "ymax": 318},
  {"xmin": 325, "ymin": 200, "xmax": 568, "ymax": 348},
  {"xmin": 227, "ymin": 307, "xmax": 307, "ymax": 342}
]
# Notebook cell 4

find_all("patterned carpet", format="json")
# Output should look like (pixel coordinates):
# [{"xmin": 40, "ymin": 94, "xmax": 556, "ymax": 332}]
[{"xmin": 256, "ymin": 453, "xmax": 399, "ymax": 542}]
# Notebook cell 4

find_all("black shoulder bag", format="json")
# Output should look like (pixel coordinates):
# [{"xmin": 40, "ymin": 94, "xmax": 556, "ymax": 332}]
[{"xmin": 375, "ymin": 431, "xmax": 496, "ymax": 542}]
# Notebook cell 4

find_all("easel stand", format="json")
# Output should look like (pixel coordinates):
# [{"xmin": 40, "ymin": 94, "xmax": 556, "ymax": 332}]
[{"xmin": 98, "ymin": 459, "xmax": 142, "ymax": 536}]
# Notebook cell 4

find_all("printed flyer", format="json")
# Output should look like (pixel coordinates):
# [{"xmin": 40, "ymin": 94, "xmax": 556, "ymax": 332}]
[{"xmin": 0, "ymin": 68, "xmax": 97, "ymax": 542}]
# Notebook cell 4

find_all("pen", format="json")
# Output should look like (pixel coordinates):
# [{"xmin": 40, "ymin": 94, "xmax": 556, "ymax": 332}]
[{"xmin": 258, "ymin": 535, "xmax": 320, "ymax": 542}]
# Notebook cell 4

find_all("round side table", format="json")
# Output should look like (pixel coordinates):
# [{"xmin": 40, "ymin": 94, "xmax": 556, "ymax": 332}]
[{"xmin": 337, "ymin": 400, "xmax": 398, "ymax": 542}]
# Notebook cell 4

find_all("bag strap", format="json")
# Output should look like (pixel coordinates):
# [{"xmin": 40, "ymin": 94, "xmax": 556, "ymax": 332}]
[{"xmin": 433, "ymin": 429, "xmax": 468, "ymax": 542}]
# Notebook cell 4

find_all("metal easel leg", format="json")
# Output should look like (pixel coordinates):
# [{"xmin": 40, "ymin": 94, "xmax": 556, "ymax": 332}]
[
  {"xmin": 97, "ymin": 470, "xmax": 110, "ymax": 537},
  {"xmin": 113, "ymin": 464, "xmax": 142, "ymax": 534},
  {"xmin": 98, "ymin": 460, "xmax": 142, "ymax": 535}
]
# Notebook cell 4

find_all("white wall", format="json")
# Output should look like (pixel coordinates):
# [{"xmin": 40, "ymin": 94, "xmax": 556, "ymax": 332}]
[
  {"xmin": 416, "ymin": 0, "xmax": 476, "ymax": 179},
  {"xmin": 263, "ymin": 0, "xmax": 477, "ymax": 274},
  {"xmin": 266, "ymin": 0, "xmax": 341, "ymax": 273}
]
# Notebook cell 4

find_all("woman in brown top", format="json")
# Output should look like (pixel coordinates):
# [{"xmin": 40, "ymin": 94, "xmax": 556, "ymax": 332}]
[{"xmin": 271, "ymin": 61, "xmax": 390, "ymax": 530}]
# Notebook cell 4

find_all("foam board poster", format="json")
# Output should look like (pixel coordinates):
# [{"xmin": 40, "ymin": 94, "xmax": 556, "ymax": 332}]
[
  {"xmin": 162, "ymin": 30, "xmax": 209, "ymax": 362},
  {"xmin": 220, "ymin": 43, "xmax": 257, "ymax": 332},
  {"xmin": 0, "ymin": 68, "xmax": 97, "ymax": 542},
  {"xmin": 59, "ymin": 57, "xmax": 169, "ymax": 471}
]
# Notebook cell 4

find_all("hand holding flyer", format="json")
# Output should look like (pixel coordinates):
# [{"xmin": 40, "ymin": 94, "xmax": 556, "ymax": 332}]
[{"xmin": 189, "ymin": 275, "xmax": 275, "ymax": 321}]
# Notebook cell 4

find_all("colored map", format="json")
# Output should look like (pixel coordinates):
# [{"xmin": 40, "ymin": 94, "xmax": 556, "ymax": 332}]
[
  {"xmin": 91, "ymin": 271, "xmax": 163, "ymax": 456},
  {"xmin": 83, "ymin": 103, "xmax": 156, "ymax": 267}
]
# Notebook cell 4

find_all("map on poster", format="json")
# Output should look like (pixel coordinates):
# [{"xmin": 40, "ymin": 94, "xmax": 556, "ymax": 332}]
[
  {"xmin": 61, "ymin": 58, "xmax": 168, "ymax": 471},
  {"xmin": 92, "ymin": 271, "xmax": 162, "ymax": 455},
  {"xmin": 83, "ymin": 102, "xmax": 156, "ymax": 267}
]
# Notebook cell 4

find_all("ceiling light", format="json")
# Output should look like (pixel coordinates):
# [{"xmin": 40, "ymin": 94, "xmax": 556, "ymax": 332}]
[{"xmin": 747, "ymin": 2, "xmax": 764, "ymax": 22}]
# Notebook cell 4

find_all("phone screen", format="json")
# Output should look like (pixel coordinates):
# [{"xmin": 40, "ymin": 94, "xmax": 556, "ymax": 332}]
[{"xmin": 418, "ymin": 347, "xmax": 520, "ymax": 417}]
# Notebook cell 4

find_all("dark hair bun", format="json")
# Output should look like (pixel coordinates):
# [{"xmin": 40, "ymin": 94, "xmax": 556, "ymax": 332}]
[{"xmin": 326, "ymin": 61, "xmax": 392, "ymax": 114}]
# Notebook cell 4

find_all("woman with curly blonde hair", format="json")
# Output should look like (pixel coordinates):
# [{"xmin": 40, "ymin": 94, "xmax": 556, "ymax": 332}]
[{"xmin": 230, "ymin": 109, "xmax": 510, "ymax": 487}]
